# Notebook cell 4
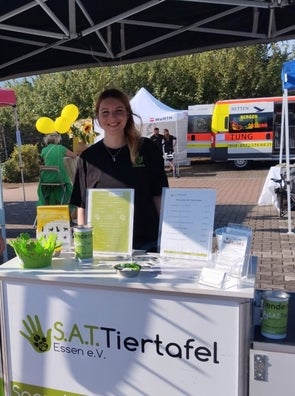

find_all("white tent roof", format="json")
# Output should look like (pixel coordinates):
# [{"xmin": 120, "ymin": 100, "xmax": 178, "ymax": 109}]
[
  {"xmin": 130, "ymin": 87, "xmax": 187, "ymax": 123},
  {"xmin": 130, "ymin": 87, "xmax": 189, "ymax": 167}
]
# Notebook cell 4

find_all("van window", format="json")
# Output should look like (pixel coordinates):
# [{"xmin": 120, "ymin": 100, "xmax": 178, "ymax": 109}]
[
  {"xmin": 188, "ymin": 115, "xmax": 212, "ymax": 133},
  {"xmin": 228, "ymin": 112, "xmax": 273, "ymax": 133}
]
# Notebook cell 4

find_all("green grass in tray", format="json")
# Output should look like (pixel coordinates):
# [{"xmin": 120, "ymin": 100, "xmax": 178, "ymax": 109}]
[{"xmin": 9, "ymin": 232, "xmax": 60, "ymax": 257}]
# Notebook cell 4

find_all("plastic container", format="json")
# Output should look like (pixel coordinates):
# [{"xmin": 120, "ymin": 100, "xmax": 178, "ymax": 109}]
[
  {"xmin": 261, "ymin": 290, "xmax": 290, "ymax": 339},
  {"xmin": 114, "ymin": 263, "xmax": 141, "ymax": 278},
  {"xmin": 73, "ymin": 226, "xmax": 93, "ymax": 263},
  {"xmin": 214, "ymin": 227, "xmax": 226, "ymax": 250},
  {"xmin": 17, "ymin": 253, "xmax": 53, "ymax": 269}
]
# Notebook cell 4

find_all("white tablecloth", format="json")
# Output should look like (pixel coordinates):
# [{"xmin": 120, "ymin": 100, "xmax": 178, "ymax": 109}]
[{"xmin": 258, "ymin": 165, "xmax": 282, "ymax": 209}]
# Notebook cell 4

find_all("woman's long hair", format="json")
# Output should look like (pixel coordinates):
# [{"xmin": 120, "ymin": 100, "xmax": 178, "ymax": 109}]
[
  {"xmin": 163, "ymin": 128, "xmax": 170, "ymax": 141},
  {"xmin": 95, "ymin": 88, "xmax": 142, "ymax": 164}
]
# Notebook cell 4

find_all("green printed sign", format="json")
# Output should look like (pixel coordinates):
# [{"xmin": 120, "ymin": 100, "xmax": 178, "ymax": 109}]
[
  {"xmin": 11, "ymin": 382, "xmax": 85, "ymax": 396},
  {"xmin": 87, "ymin": 188, "xmax": 134, "ymax": 255},
  {"xmin": 0, "ymin": 377, "xmax": 4, "ymax": 396}
]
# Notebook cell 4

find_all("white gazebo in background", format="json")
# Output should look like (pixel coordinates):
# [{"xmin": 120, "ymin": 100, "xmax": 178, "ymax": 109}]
[{"xmin": 130, "ymin": 87, "xmax": 189, "ymax": 167}]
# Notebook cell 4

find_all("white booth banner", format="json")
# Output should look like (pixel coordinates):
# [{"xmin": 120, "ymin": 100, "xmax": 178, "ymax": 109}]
[{"xmin": 2, "ymin": 281, "xmax": 246, "ymax": 396}]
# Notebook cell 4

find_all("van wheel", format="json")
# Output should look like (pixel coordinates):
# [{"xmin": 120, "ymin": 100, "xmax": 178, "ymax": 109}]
[{"xmin": 233, "ymin": 160, "xmax": 251, "ymax": 170}]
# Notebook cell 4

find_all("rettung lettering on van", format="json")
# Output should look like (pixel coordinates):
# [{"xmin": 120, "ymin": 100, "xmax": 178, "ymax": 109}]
[{"xmin": 230, "ymin": 102, "xmax": 273, "ymax": 114}]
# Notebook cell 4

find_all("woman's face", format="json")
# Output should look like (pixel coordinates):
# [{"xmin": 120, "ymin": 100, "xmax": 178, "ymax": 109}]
[{"xmin": 97, "ymin": 97, "xmax": 128, "ymax": 137}]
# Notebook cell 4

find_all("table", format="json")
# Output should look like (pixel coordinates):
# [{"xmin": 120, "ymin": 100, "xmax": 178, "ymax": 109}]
[
  {"xmin": 0, "ymin": 254, "xmax": 255, "ymax": 396},
  {"xmin": 258, "ymin": 165, "xmax": 282, "ymax": 210}
]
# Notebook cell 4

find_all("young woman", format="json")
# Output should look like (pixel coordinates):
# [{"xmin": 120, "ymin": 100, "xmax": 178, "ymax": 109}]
[
  {"xmin": 163, "ymin": 128, "xmax": 177, "ymax": 156},
  {"xmin": 163, "ymin": 128, "xmax": 177, "ymax": 171},
  {"xmin": 70, "ymin": 88, "xmax": 169, "ymax": 251}
]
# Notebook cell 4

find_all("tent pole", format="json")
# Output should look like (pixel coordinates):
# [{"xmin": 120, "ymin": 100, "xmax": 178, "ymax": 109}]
[
  {"xmin": 0, "ymin": 164, "xmax": 8, "ymax": 262},
  {"xmin": 14, "ymin": 107, "xmax": 26, "ymax": 205},
  {"xmin": 283, "ymin": 87, "xmax": 293, "ymax": 234},
  {"xmin": 174, "ymin": 120, "xmax": 180, "ymax": 178},
  {"xmin": 279, "ymin": 96, "xmax": 285, "ymax": 164},
  {"xmin": 1, "ymin": 126, "xmax": 8, "ymax": 160}
]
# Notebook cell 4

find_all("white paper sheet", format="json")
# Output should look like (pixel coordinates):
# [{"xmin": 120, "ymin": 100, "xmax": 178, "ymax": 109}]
[{"xmin": 159, "ymin": 188, "xmax": 216, "ymax": 260}]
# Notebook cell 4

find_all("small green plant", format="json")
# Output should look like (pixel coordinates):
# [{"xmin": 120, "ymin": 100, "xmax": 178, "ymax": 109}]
[
  {"xmin": 9, "ymin": 232, "xmax": 60, "ymax": 257},
  {"xmin": 114, "ymin": 263, "xmax": 141, "ymax": 271}
]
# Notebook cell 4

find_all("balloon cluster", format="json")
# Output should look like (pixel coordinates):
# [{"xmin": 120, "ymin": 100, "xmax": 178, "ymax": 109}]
[{"xmin": 35, "ymin": 104, "xmax": 79, "ymax": 134}]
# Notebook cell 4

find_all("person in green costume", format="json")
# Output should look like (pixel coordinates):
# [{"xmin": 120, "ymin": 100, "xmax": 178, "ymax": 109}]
[{"xmin": 37, "ymin": 133, "xmax": 76, "ymax": 206}]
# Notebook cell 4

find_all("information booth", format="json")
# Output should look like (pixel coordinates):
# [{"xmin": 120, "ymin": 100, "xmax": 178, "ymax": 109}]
[
  {"xmin": 0, "ymin": 188, "xmax": 256, "ymax": 395},
  {"xmin": 0, "ymin": 255, "xmax": 255, "ymax": 396}
]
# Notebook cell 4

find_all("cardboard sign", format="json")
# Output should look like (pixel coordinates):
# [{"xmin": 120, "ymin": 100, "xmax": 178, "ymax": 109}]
[{"xmin": 36, "ymin": 205, "xmax": 71, "ymax": 250}]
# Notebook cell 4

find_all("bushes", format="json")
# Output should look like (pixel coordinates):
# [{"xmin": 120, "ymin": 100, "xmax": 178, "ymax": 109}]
[{"xmin": 2, "ymin": 144, "xmax": 40, "ymax": 182}]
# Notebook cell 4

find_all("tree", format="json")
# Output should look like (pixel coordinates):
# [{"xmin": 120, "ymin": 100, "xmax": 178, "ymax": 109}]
[{"xmin": 0, "ymin": 42, "xmax": 292, "ymax": 159}]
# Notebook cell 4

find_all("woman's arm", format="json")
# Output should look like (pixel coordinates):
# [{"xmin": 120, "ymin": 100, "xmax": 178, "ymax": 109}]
[
  {"xmin": 77, "ymin": 207, "xmax": 86, "ymax": 225},
  {"xmin": 153, "ymin": 195, "xmax": 162, "ymax": 216},
  {"xmin": 65, "ymin": 148, "xmax": 77, "ymax": 158},
  {"xmin": 173, "ymin": 136, "xmax": 177, "ymax": 148}
]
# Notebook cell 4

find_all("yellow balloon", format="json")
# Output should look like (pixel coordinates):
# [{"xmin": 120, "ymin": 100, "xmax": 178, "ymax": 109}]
[
  {"xmin": 36, "ymin": 117, "xmax": 55, "ymax": 134},
  {"xmin": 55, "ymin": 116, "xmax": 72, "ymax": 134},
  {"xmin": 61, "ymin": 104, "xmax": 79, "ymax": 123}
]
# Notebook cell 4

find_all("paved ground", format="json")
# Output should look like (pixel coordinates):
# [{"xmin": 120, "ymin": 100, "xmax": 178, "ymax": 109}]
[{"xmin": 2, "ymin": 160, "xmax": 295, "ymax": 291}]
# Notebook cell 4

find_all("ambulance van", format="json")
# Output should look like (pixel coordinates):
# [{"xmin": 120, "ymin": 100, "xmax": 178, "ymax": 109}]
[{"xmin": 210, "ymin": 96, "xmax": 295, "ymax": 169}]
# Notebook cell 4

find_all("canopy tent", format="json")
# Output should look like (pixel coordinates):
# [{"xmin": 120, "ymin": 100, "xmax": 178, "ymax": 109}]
[
  {"xmin": 281, "ymin": 60, "xmax": 295, "ymax": 234},
  {"xmin": 0, "ymin": 89, "xmax": 25, "ymax": 261},
  {"xmin": 1, "ymin": 1, "xmax": 295, "ymax": 82},
  {"xmin": 130, "ymin": 87, "xmax": 189, "ymax": 167},
  {"xmin": 0, "ymin": 1, "xmax": 295, "ymax": 262},
  {"xmin": 0, "ymin": 90, "xmax": 16, "ymax": 106}
]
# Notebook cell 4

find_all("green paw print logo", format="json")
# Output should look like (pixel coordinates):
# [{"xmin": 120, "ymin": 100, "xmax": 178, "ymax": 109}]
[
  {"xmin": 20, "ymin": 314, "xmax": 52, "ymax": 353},
  {"xmin": 134, "ymin": 154, "xmax": 145, "ymax": 167}
]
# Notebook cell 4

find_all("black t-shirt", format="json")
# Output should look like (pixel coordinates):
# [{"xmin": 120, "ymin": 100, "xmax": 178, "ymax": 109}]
[
  {"xmin": 163, "ymin": 135, "xmax": 177, "ymax": 154},
  {"xmin": 70, "ymin": 137, "xmax": 169, "ymax": 249},
  {"xmin": 150, "ymin": 133, "xmax": 163, "ymax": 151}
]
